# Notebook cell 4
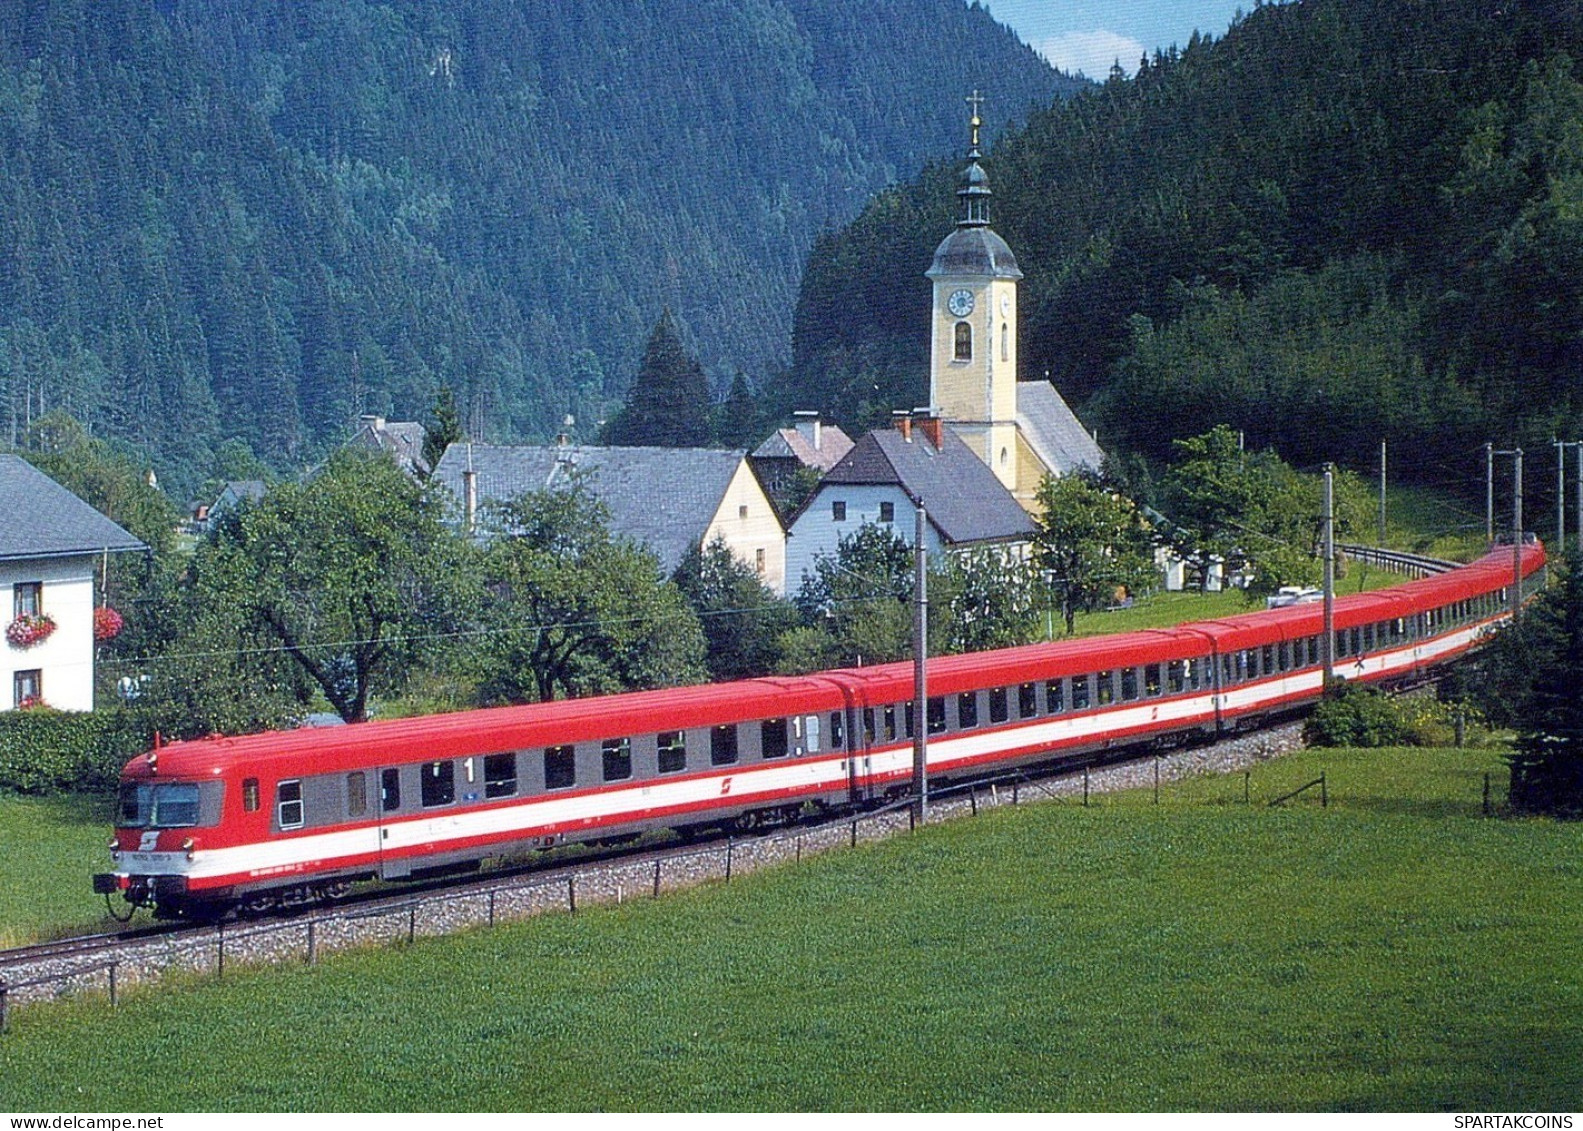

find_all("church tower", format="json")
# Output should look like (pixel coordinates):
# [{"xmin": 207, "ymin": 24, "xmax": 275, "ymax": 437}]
[{"xmin": 926, "ymin": 92, "xmax": 1022, "ymax": 492}]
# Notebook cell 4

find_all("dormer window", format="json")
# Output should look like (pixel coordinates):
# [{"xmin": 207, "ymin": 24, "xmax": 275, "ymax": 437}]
[{"xmin": 954, "ymin": 322, "xmax": 972, "ymax": 361}]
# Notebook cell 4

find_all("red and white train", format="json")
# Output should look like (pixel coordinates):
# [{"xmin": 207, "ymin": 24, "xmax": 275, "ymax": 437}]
[{"xmin": 95, "ymin": 543, "xmax": 1545, "ymax": 918}]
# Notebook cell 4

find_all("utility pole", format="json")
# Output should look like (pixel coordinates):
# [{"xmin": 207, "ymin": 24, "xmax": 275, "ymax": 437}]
[
  {"xmin": 1513, "ymin": 447, "xmax": 1524, "ymax": 623},
  {"xmin": 1322, "ymin": 463, "xmax": 1336, "ymax": 683},
  {"xmin": 1557, "ymin": 439, "xmax": 1566, "ymax": 552},
  {"xmin": 912, "ymin": 502, "xmax": 929, "ymax": 822},
  {"xmin": 1378, "ymin": 439, "xmax": 1388, "ymax": 548},
  {"xmin": 1486, "ymin": 442, "xmax": 1495, "ymax": 545}
]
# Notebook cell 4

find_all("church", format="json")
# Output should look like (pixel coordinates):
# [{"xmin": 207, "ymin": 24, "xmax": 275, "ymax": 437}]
[{"xmin": 925, "ymin": 93, "xmax": 1103, "ymax": 511}]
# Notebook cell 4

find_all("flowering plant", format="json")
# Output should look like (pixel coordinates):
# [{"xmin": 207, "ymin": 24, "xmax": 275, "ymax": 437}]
[
  {"xmin": 94, "ymin": 605, "xmax": 124, "ymax": 642},
  {"xmin": 16, "ymin": 695, "xmax": 50, "ymax": 710},
  {"xmin": 6, "ymin": 613, "xmax": 56, "ymax": 649}
]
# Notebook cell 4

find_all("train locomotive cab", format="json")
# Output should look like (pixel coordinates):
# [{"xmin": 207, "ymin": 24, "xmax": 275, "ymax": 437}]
[{"xmin": 93, "ymin": 750, "xmax": 226, "ymax": 918}]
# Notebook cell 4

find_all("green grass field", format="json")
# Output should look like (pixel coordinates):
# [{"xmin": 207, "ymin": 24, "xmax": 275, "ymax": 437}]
[
  {"xmin": 0, "ymin": 793, "xmax": 119, "ymax": 948},
  {"xmin": 1, "ymin": 745, "xmax": 1578, "ymax": 1112}
]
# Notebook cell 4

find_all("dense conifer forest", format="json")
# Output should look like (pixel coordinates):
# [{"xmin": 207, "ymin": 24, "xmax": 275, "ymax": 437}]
[
  {"xmin": 0, "ymin": 0, "xmax": 1070, "ymax": 497},
  {"xmin": 787, "ymin": 0, "xmax": 1583, "ymax": 499}
]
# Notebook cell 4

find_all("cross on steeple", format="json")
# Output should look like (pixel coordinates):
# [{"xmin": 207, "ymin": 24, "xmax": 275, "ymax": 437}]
[{"xmin": 966, "ymin": 89, "xmax": 984, "ymax": 149}]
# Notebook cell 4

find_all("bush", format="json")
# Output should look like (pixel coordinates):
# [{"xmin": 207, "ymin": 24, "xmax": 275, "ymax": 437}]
[
  {"xmin": 0, "ymin": 708, "xmax": 153, "ymax": 795},
  {"xmin": 1304, "ymin": 681, "xmax": 1464, "ymax": 747}
]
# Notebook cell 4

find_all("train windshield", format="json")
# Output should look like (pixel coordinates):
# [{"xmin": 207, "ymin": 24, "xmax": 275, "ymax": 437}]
[{"xmin": 117, "ymin": 783, "xmax": 202, "ymax": 829}]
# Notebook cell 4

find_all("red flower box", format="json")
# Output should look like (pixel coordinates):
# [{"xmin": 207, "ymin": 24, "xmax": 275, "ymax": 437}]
[{"xmin": 6, "ymin": 613, "xmax": 56, "ymax": 649}]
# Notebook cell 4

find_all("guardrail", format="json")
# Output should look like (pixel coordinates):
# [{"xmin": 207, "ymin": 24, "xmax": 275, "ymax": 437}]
[{"xmin": 1337, "ymin": 544, "xmax": 1458, "ymax": 577}]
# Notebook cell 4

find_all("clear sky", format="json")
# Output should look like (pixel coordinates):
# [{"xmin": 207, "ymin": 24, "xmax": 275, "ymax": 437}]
[{"xmin": 980, "ymin": 1, "xmax": 1251, "ymax": 79}]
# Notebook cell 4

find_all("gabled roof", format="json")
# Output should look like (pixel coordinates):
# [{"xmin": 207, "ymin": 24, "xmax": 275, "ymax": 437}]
[
  {"xmin": 348, "ymin": 418, "xmax": 430, "ymax": 476},
  {"xmin": 813, "ymin": 427, "xmax": 1036, "ymax": 546},
  {"xmin": 431, "ymin": 443, "xmax": 760, "ymax": 573},
  {"xmin": 0, "ymin": 455, "xmax": 147, "ymax": 562},
  {"xmin": 751, "ymin": 423, "xmax": 854, "ymax": 472},
  {"xmin": 1017, "ymin": 380, "xmax": 1104, "ymax": 477}
]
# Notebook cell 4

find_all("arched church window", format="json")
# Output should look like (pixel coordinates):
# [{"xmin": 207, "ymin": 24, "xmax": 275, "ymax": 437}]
[
  {"xmin": 954, "ymin": 321, "xmax": 972, "ymax": 361},
  {"xmin": 1001, "ymin": 323, "xmax": 1008, "ymax": 362}
]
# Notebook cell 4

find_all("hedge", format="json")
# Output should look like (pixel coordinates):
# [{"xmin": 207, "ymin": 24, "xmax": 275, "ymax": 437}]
[{"xmin": 0, "ymin": 708, "xmax": 155, "ymax": 795}]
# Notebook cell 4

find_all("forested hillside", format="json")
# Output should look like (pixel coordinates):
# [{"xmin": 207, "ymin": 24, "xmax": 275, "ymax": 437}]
[
  {"xmin": 787, "ymin": 0, "xmax": 1583, "ymax": 496},
  {"xmin": 0, "ymin": 0, "xmax": 1071, "ymax": 497}
]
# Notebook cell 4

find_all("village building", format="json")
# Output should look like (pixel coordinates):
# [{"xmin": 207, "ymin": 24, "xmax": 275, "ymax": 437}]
[
  {"xmin": 432, "ymin": 442, "xmax": 787, "ymax": 595},
  {"xmin": 0, "ymin": 455, "xmax": 146, "ymax": 712},
  {"xmin": 927, "ymin": 95, "xmax": 1103, "ymax": 511},
  {"xmin": 783, "ymin": 412, "xmax": 1037, "ymax": 595}
]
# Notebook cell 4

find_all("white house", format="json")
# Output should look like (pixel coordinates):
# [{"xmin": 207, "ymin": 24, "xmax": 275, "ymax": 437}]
[
  {"xmin": 0, "ymin": 455, "xmax": 146, "ymax": 712},
  {"xmin": 784, "ymin": 413, "xmax": 1037, "ymax": 594}
]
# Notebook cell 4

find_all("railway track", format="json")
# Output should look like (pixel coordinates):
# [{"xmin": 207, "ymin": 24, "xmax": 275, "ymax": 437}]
[{"xmin": 0, "ymin": 720, "xmax": 1304, "ymax": 1029}]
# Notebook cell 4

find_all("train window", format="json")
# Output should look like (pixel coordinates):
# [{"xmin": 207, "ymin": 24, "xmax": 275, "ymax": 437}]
[
  {"xmin": 346, "ymin": 772, "xmax": 367, "ymax": 818},
  {"xmin": 1185, "ymin": 659, "xmax": 1201, "ymax": 690},
  {"xmin": 802, "ymin": 714, "xmax": 823, "ymax": 753},
  {"xmin": 1278, "ymin": 643, "xmax": 1291, "ymax": 672},
  {"xmin": 243, "ymin": 778, "xmax": 260, "ymax": 813},
  {"xmin": 484, "ymin": 753, "xmax": 517, "ymax": 798},
  {"xmin": 381, "ymin": 768, "xmax": 401, "ymax": 812},
  {"xmin": 883, "ymin": 704, "xmax": 898, "ymax": 741},
  {"xmin": 1167, "ymin": 661, "xmax": 1185, "ymax": 694},
  {"xmin": 1097, "ymin": 672, "xmax": 1115, "ymax": 706},
  {"xmin": 862, "ymin": 708, "xmax": 877, "ymax": 744},
  {"xmin": 1362, "ymin": 624, "xmax": 1375, "ymax": 652},
  {"xmin": 956, "ymin": 692, "xmax": 979, "ymax": 729},
  {"xmin": 1120, "ymin": 669, "xmax": 1139, "ymax": 702},
  {"xmin": 1046, "ymin": 679, "xmax": 1065, "ymax": 714},
  {"xmin": 1145, "ymin": 665, "xmax": 1162, "ymax": 697},
  {"xmin": 829, "ymin": 713, "xmax": 844, "ymax": 748},
  {"xmin": 657, "ymin": 732, "xmax": 686, "ymax": 774},
  {"xmin": 989, "ymin": 687, "xmax": 1010, "ymax": 724},
  {"xmin": 602, "ymin": 737, "xmax": 633, "ymax": 781},
  {"xmin": 711, "ymin": 725, "xmax": 739, "ymax": 766},
  {"xmin": 1350, "ymin": 628, "xmax": 1363, "ymax": 655},
  {"xmin": 903, "ymin": 702, "xmax": 915, "ymax": 739},
  {"xmin": 421, "ymin": 761, "xmax": 455, "ymax": 808},
  {"xmin": 1220, "ymin": 654, "xmax": 1234, "ymax": 686},
  {"xmin": 761, "ymin": 719, "xmax": 789, "ymax": 759},
  {"xmin": 545, "ymin": 745, "xmax": 575, "ymax": 789},
  {"xmin": 1260, "ymin": 645, "xmax": 1273, "ymax": 675},
  {"xmin": 1071, "ymin": 677, "xmax": 1090, "ymax": 711},
  {"xmin": 1018, "ymin": 682, "xmax": 1038, "ymax": 718},
  {"xmin": 928, "ymin": 697, "xmax": 947, "ymax": 734},
  {"xmin": 277, "ymin": 780, "xmax": 304, "ymax": 830}
]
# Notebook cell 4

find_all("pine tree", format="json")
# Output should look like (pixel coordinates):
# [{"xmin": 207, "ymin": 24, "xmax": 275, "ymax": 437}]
[{"xmin": 603, "ymin": 310, "xmax": 712, "ymax": 447}]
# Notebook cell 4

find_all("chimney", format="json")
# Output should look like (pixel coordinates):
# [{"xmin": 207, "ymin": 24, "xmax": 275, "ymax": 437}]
[
  {"xmin": 892, "ymin": 410, "xmax": 913, "ymax": 442},
  {"xmin": 793, "ymin": 410, "xmax": 822, "ymax": 450},
  {"xmin": 463, "ymin": 442, "xmax": 477, "ymax": 535},
  {"xmin": 914, "ymin": 408, "xmax": 943, "ymax": 450}
]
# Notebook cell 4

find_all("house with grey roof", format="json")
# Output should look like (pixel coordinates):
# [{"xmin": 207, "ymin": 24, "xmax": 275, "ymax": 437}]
[
  {"xmin": 347, "ymin": 415, "xmax": 430, "ymax": 477},
  {"xmin": 432, "ymin": 442, "xmax": 787, "ymax": 594},
  {"xmin": 783, "ymin": 413, "xmax": 1037, "ymax": 596},
  {"xmin": 0, "ymin": 455, "xmax": 146, "ymax": 711}
]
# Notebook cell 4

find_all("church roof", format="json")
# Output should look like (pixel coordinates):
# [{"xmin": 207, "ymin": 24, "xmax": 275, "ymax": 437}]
[
  {"xmin": 1017, "ymin": 380, "xmax": 1105, "ymax": 477},
  {"xmin": 432, "ymin": 443, "xmax": 759, "ymax": 574},
  {"xmin": 816, "ymin": 426, "xmax": 1035, "ymax": 546},
  {"xmin": 0, "ymin": 455, "xmax": 147, "ymax": 562},
  {"xmin": 926, "ymin": 226, "xmax": 1023, "ymax": 281}
]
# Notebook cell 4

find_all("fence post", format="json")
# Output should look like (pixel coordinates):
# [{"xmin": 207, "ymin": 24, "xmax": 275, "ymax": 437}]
[
  {"xmin": 306, "ymin": 920, "xmax": 317, "ymax": 966},
  {"xmin": 0, "ymin": 980, "xmax": 8, "ymax": 1034},
  {"xmin": 1083, "ymin": 766, "xmax": 1090, "ymax": 808},
  {"xmin": 652, "ymin": 859, "xmax": 662, "ymax": 899},
  {"xmin": 851, "ymin": 819, "xmax": 858, "ymax": 848},
  {"xmin": 1483, "ymin": 772, "xmax": 1492, "ymax": 817},
  {"xmin": 1154, "ymin": 755, "xmax": 1161, "ymax": 804},
  {"xmin": 725, "ymin": 839, "xmax": 734, "ymax": 882},
  {"xmin": 1244, "ymin": 771, "xmax": 1251, "ymax": 805},
  {"xmin": 217, "ymin": 924, "xmax": 225, "ymax": 981},
  {"xmin": 969, "ymin": 789, "xmax": 978, "ymax": 816},
  {"xmin": 408, "ymin": 904, "xmax": 417, "ymax": 944},
  {"xmin": 488, "ymin": 889, "xmax": 497, "ymax": 928},
  {"xmin": 1321, "ymin": 772, "xmax": 1328, "ymax": 809},
  {"xmin": 567, "ymin": 875, "xmax": 577, "ymax": 914},
  {"xmin": 108, "ymin": 961, "xmax": 118, "ymax": 1008}
]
